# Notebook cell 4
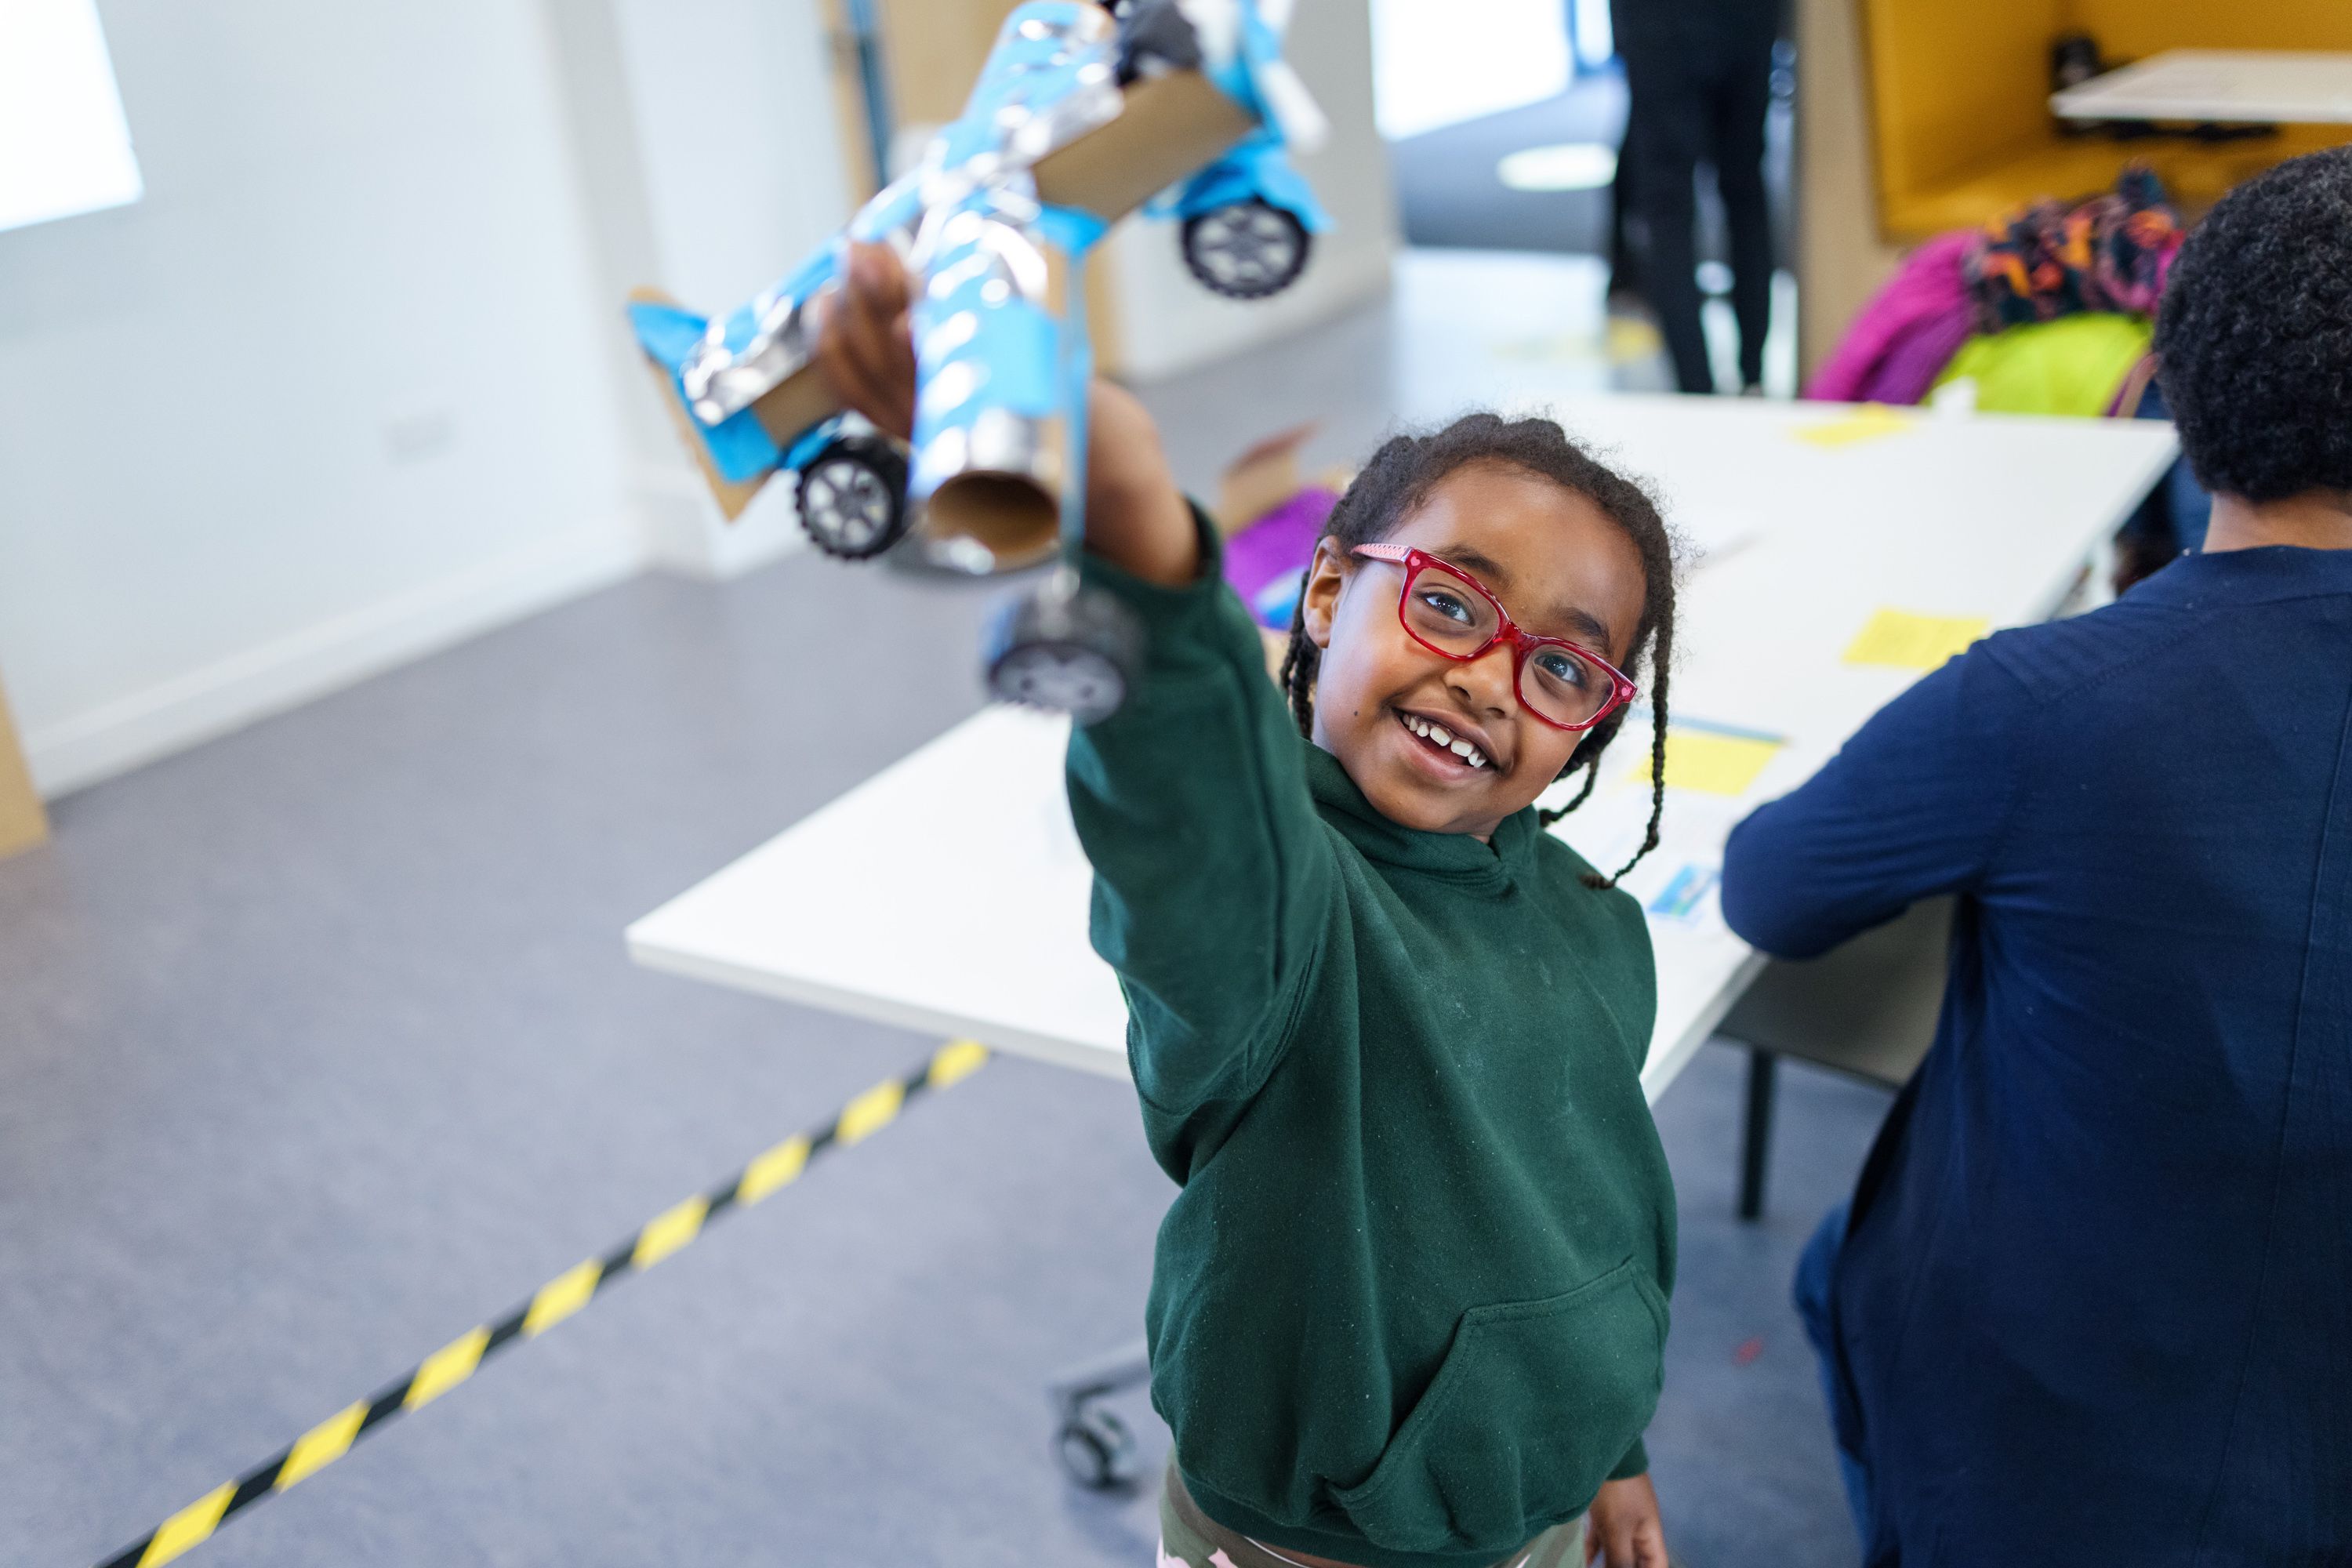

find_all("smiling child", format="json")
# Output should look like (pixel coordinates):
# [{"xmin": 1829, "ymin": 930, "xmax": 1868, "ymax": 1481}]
[{"xmin": 820, "ymin": 245, "xmax": 1682, "ymax": 1568}]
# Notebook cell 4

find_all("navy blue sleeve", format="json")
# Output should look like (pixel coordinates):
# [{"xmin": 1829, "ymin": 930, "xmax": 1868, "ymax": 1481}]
[{"xmin": 1720, "ymin": 648, "xmax": 2030, "ymax": 960}]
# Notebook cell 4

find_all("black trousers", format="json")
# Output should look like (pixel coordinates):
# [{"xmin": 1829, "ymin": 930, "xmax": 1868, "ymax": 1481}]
[{"xmin": 1615, "ymin": 27, "xmax": 1775, "ymax": 392}]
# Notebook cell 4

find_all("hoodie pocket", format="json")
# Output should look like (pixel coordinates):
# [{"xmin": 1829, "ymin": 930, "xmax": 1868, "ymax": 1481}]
[{"xmin": 1330, "ymin": 1259, "xmax": 1666, "ymax": 1555}]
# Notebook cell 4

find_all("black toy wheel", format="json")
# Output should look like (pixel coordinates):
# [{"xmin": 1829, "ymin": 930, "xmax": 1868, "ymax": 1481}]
[
  {"xmin": 797, "ymin": 434, "xmax": 910, "ymax": 560},
  {"xmin": 1054, "ymin": 1406, "xmax": 1138, "ymax": 1490},
  {"xmin": 984, "ymin": 579, "xmax": 1145, "ymax": 726},
  {"xmin": 1181, "ymin": 200, "xmax": 1311, "ymax": 299}
]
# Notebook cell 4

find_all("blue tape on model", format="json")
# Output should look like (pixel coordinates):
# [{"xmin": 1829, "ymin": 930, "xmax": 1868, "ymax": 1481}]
[
  {"xmin": 1238, "ymin": 143, "xmax": 1331, "ymax": 231},
  {"xmin": 1058, "ymin": 249, "xmax": 1094, "ymax": 552},
  {"xmin": 625, "ymin": 299, "xmax": 785, "ymax": 484},
  {"xmin": 627, "ymin": 299, "xmax": 710, "ymax": 368},
  {"xmin": 941, "ymin": 3, "xmax": 1112, "ymax": 168},
  {"xmin": 1033, "ymin": 205, "xmax": 1109, "ymax": 256},
  {"xmin": 783, "ymin": 417, "xmax": 843, "ymax": 474},
  {"xmin": 849, "ymin": 175, "xmax": 925, "ymax": 245},
  {"xmin": 916, "ymin": 294, "xmax": 1065, "ymax": 419},
  {"xmin": 714, "ymin": 250, "xmax": 839, "ymax": 358},
  {"xmin": 1204, "ymin": 21, "xmax": 1260, "ymax": 111},
  {"xmin": 1159, "ymin": 137, "xmax": 1330, "ymax": 232},
  {"xmin": 701, "ymin": 406, "xmax": 786, "ymax": 483}
]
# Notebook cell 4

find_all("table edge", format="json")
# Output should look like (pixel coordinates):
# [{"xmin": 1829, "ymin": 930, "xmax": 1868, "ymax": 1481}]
[{"xmin": 626, "ymin": 931, "xmax": 1137, "ymax": 1081}]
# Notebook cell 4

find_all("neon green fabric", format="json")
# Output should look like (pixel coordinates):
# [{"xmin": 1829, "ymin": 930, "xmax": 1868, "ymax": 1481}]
[{"xmin": 1932, "ymin": 313, "xmax": 2154, "ymax": 418}]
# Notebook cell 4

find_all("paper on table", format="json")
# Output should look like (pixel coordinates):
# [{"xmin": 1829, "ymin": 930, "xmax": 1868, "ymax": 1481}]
[
  {"xmin": 1791, "ymin": 405, "xmax": 1915, "ymax": 449},
  {"xmin": 1645, "ymin": 862, "xmax": 1720, "ymax": 924},
  {"xmin": 1633, "ymin": 727, "xmax": 1784, "ymax": 797},
  {"xmin": 1563, "ymin": 784, "xmax": 1748, "ymax": 940},
  {"xmin": 1843, "ymin": 608, "xmax": 1991, "ymax": 670}
]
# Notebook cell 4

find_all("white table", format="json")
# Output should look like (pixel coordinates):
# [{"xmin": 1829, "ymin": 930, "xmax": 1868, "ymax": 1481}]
[
  {"xmin": 629, "ymin": 394, "xmax": 2178, "ymax": 1104},
  {"xmin": 2052, "ymin": 49, "xmax": 2352, "ymax": 125}
]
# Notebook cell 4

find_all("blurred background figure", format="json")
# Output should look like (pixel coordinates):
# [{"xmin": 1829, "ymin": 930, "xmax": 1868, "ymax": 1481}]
[
  {"xmin": 1606, "ymin": 117, "xmax": 1641, "ymax": 307},
  {"xmin": 1612, "ymin": 0, "xmax": 1780, "ymax": 393},
  {"xmin": 1372, "ymin": 0, "xmax": 1796, "ymax": 397}
]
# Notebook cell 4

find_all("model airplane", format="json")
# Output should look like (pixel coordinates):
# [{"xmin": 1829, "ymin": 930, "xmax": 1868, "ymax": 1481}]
[{"xmin": 628, "ymin": 0, "xmax": 1327, "ymax": 722}]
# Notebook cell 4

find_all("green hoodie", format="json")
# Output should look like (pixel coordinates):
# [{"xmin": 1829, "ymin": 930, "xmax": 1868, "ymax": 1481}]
[{"xmin": 1065, "ymin": 517, "xmax": 1676, "ymax": 1568}]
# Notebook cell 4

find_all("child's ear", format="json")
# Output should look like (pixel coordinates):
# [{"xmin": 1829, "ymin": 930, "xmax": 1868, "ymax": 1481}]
[{"xmin": 1301, "ymin": 537, "xmax": 1349, "ymax": 651}]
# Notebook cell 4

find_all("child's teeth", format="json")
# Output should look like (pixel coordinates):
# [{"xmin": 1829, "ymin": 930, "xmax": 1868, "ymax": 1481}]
[{"xmin": 1402, "ymin": 713, "xmax": 1486, "ymax": 768}]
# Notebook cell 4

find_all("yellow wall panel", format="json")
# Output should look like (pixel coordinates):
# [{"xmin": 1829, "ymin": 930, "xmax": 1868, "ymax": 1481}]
[
  {"xmin": 1861, "ymin": 0, "xmax": 2352, "ymax": 239},
  {"xmin": 1864, "ymin": 0, "xmax": 2063, "ymax": 199},
  {"xmin": 2065, "ymin": 0, "xmax": 2352, "ymax": 57}
]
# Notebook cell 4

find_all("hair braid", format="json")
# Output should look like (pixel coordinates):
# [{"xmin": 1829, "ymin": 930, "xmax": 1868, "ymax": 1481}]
[
  {"xmin": 1609, "ymin": 614, "xmax": 1673, "ymax": 888},
  {"xmin": 1282, "ymin": 412, "xmax": 1681, "ymax": 888},
  {"xmin": 1279, "ymin": 607, "xmax": 1319, "ymax": 739},
  {"xmin": 1539, "ymin": 758, "xmax": 1602, "ymax": 824}
]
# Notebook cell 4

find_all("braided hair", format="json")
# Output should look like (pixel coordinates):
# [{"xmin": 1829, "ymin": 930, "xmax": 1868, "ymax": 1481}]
[{"xmin": 1276, "ymin": 412, "xmax": 1679, "ymax": 888}]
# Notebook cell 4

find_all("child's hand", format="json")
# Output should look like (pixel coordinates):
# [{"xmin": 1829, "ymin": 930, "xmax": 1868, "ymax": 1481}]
[
  {"xmin": 816, "ymin": 241, "xmax": 919, "ymax": 441},
  {"xmin": 818, "ymin": 242, "xmax": 1196, "ymax": 586},
  {"xmin": 1585, "ymin": 1474, "xmax": 1670, "ymax": 1568}
]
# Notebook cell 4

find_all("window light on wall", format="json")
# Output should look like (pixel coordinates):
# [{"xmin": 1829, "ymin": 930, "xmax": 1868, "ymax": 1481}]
[
  {"xmin": 1370, "ymin": 0, "xmax": 1571, "ymax": 142},
  {"xmin": 0, "ymin": 0, "xmax": 143, "ymax": 234}
]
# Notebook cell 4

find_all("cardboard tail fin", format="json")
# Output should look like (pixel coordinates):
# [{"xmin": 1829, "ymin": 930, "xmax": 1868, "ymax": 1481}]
[{"xmin": 625, "ymin": 290, "xmax": 779, "ymax": 522}]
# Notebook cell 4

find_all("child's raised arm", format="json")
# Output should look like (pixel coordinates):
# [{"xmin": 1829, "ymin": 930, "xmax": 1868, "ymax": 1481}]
[
  {"xmin": 820, "ymin": 243, "xmax": 1197, "ymax": 586},
  {"xmin": 818, "ymin": 245, "xmax": 1333, "ymax": 1116}
]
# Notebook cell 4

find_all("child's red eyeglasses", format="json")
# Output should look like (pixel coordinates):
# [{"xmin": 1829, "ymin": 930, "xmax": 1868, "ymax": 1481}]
[{"xmin": 1351, "ymin": 543, "xmax": 1637, "ymax": 732}]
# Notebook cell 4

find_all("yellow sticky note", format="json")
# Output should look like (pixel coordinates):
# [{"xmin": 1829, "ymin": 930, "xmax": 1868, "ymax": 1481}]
[
  {"xmin": 1606, "ymin": 317, "xmax": 1664, "ymax": 365},
  {"xmin": 1791, "ymin": 404, "xmax": 1915, "ymax": 448},
  {"xmin": 1843, "ymin": 608, "xmax": 1990, "ymax": 670},
  {"xmin": 1635, "ymin": 729, "xmax": 1783, "ymax": 797},
  {"xmin": 1493, "ymin": 331, "xmax": 1599, "ymax": 365}
]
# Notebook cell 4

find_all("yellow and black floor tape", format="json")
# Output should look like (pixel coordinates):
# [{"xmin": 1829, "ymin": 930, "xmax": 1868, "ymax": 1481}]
[{"xmin": 93, "ymin": 1039, "xmax": 990, "ymax": 1568}]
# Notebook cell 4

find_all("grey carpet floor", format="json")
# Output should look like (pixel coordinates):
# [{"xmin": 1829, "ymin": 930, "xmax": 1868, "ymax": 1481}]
[{"xmin": 1, "ymin": 261, "xmax": 1876, "ymax": 1568}]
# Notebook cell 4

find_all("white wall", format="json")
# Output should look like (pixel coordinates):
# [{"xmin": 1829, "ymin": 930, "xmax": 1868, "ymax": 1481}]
[
  {"xmin": 607, "ymin": 0, "xmax": 852, "ymax": 314},
  {"xmin": 0, "ymin": 0, "xmax": 637, "ymax": 795},
  {"xmin": 0, "ymin": 0, "xmax": 856, "ymax": 797},
  {"xmin": 0, "ymin": 0, "xmax": 1374, "ymax": 798},
  {"xmin": 1102, "ymin": 0, "xmax": 1399, "ymax": 382},
  {"xmin": 585, "ymin": 0, "xmax": 858, "ymax": 578}
]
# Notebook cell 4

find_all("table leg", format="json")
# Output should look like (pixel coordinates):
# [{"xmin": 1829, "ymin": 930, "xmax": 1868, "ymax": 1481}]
[{"xmin": 1738, "ymin": 1048, "xmax": 1777, "ymax": 1221}]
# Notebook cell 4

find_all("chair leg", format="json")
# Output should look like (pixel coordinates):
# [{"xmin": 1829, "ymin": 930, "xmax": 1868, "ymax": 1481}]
[
  {"xmin": 1738, "ymin": 1048, "xmax": 1777, "ymax": 1221},
  {"xmin": 1048, "ymin": 1338, "xmax": 1151, "ymax": 1490}
]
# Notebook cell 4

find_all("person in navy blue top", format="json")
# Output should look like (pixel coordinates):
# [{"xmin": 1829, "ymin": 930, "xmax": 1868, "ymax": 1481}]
[{"xmin": 1721, "ymin": 147, "xmax": 2352, "ymax": 1566}]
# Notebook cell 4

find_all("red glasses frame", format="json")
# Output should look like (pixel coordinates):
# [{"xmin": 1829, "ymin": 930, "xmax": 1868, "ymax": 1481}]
[{"xmin": 1351, "ymin": 543, "xmax": 1638, "ymax": 732}]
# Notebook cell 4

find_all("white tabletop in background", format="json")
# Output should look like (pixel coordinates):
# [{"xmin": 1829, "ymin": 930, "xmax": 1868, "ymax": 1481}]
[
  {"xmin": 629, "ymin": 395, "xmax": 2178, "ymax": 1101},
  {"xmin": 2052, "ymin": 49, "xmax": 2352, "ymax": 125}
]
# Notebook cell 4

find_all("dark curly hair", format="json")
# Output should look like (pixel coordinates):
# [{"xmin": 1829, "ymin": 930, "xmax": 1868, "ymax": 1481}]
[
  {"xmin": 2154, "ymin": 146, "xmax": 2352, "ymax": 503},
  {"xmin": 1277, "ymin": 412, "xmax": 1679, "ymax": 888}
]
